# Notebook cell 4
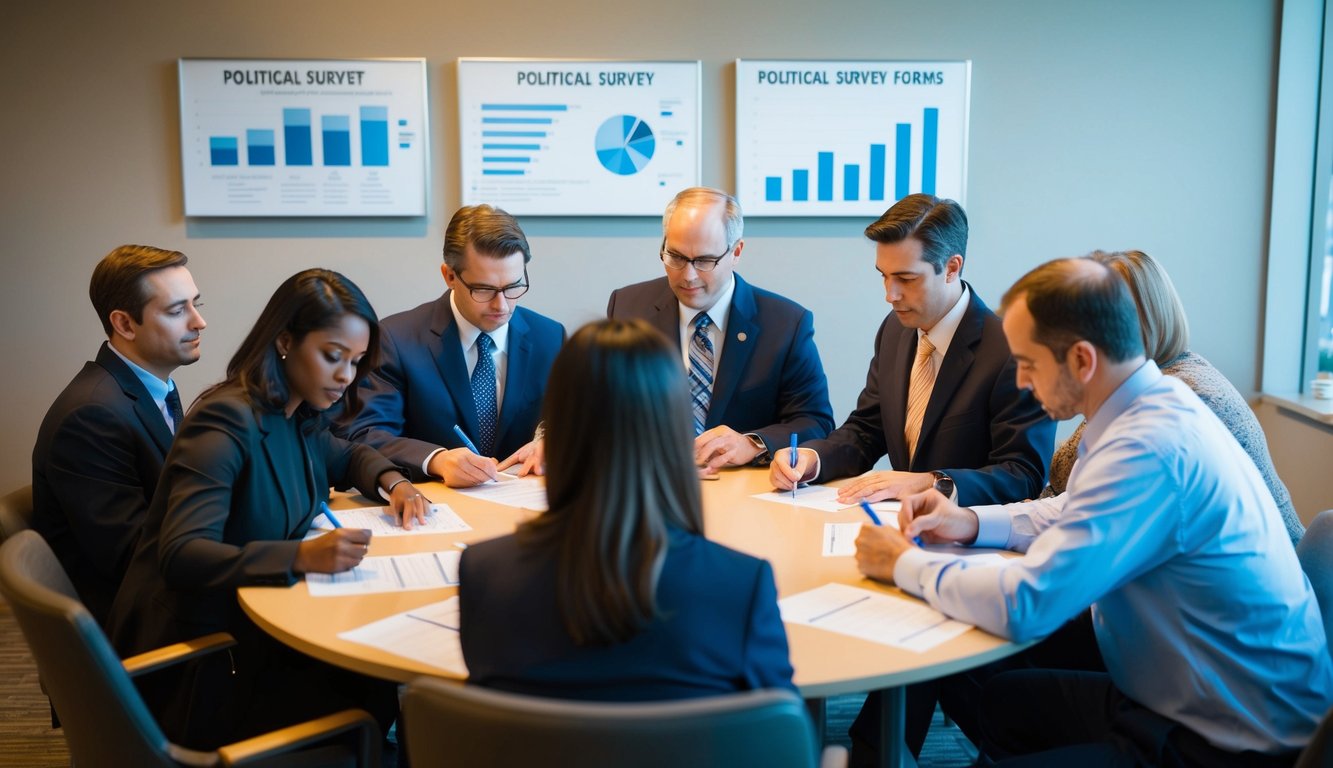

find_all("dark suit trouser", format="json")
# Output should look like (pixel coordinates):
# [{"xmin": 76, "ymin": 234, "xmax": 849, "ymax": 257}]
[{"xmin": 977, "ymin": 670, "xmax": 1300, "ymax": 768}]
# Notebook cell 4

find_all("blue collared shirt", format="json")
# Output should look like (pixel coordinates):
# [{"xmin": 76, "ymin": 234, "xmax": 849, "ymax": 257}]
[
  {"xmin": 107, "ymin": 343, "xmax": 178, "ymax": 432},
  {"xmin": 894, "ymin": 360, "xmax": 1332, "ymax": 753}
]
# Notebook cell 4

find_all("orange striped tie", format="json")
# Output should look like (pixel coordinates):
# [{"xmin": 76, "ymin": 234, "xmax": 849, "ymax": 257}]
[{"xmin": 904, "ymin": 334, "xmax": 936, "ymax": 463}]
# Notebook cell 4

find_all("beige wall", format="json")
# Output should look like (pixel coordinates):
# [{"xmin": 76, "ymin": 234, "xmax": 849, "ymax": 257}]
[
  {"xmin": 1, "ymin": 0, "xmax": 1313, "ymax": 498},
  {"xmin": 1256, "ymin": 404, "xmax": 1333, "ymax": 525}
]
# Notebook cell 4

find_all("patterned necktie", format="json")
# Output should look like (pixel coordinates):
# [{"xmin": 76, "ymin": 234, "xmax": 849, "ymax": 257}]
[
  {"xmin": 165, "ymin": 386, "xmax": 184, "ymax": 435},
  {"xmin": 904, "ymin": 334, "xmax": 936, "ymax": 463},
  {"xmin": 688, "ymin": 313, "xmax": 714, "ymax": 436},
  {"xmin": 471, "ymin": 333, "xmax": 498, "ymax": 456}
]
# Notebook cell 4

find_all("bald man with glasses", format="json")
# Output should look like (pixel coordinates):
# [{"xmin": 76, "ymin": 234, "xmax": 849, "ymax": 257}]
[
  {"xmin": 607, "ymin": 187, "xmax": 834, "ymax": 470},
  {"xmin": 338, "ymin": 204, "xmax": 564, "ymax": 487}
]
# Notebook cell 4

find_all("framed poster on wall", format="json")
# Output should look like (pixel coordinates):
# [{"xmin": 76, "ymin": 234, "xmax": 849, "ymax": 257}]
[
  {"xmin": 736, "ymin": 59, "xmax": 970, "ymax": 217},
  {"xmin": 458, "ymin": 58, "xmax": 701, "ymax": 216},
  {"xmin": 179, "ymin": 58, "xmax": 429, "ymax": 217}
]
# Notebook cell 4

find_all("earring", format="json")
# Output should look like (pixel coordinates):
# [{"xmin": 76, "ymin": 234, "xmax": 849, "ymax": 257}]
[{"xmin": 280, "ymin": 353, "xmax": 287, "ymax": 360}]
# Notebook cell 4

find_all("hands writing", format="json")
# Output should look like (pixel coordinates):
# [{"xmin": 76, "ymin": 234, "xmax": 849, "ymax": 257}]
[
  {"xmin": 854, "ymin": 489, "xmax": 980, "ymax": 583},
  {"xmin": 768, "ymin": 447, "xmax": 818, "ymax": 490},
  {"xmin": 294, "ymin": 527, "xmax": 371, "ymax": 574},
  {"xmin": 428, "ymin": 447, "xmax": 498, "ymax": 488}
]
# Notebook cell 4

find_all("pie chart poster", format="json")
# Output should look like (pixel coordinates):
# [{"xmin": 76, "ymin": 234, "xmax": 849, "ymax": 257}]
[{"xmin": 458, "ymin": 59, "xmax": 701, "ymax": 216}]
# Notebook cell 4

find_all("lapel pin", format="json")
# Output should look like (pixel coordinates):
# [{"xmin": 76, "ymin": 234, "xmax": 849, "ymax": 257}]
[{"xmin": 737, "ymin": 332, "xmax": 748, "ymax": 342}]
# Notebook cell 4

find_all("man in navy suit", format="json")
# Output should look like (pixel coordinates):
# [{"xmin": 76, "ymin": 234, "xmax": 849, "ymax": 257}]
[
  {"xmin": 32, "ymin": 244, "xmax": 207, "ymax": 627},
  {"xmin": 606, "ymin": 187, "xmax": 834, "ymax": 469},
  {"xmin": 339, "ymin": 205, "xmax": 564, "ymax": 487},
  {"xmin": 770, "ymin": 194, "xmax": 1054, "ymax": 763}
]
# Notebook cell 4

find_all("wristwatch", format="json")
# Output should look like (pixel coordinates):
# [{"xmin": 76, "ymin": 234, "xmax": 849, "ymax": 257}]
[
  {"xmin": 930, "ymin": 470, "xmax": 955, "ymax": 498},
  {"xmin": 746, "ymin": 434, "xmax": 772, "ymax": 465}
]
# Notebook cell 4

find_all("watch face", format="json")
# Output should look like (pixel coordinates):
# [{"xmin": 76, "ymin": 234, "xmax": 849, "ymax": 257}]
[{"xmin": 933, "ymin": 473, "xmax": 955, "ymax": 497}]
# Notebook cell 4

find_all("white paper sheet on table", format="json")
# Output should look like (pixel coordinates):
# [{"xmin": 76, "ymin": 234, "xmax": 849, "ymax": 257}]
[
  {"xmin": 452, "ymin": 473, "xmax": 548, "ymax": 511},
  {"xmin": 779, "ymin": 582, "xmax": 973, "ymax": 652},
  {"xmin": 306, "ymin": 550, "xmax": 461, "ymax": 596},
  {"xmin": 338, "ymin": 596, "xmax": 468, "ymax": 677},
  {"xmin": 822, "ymin": 522, "xmax": 863, "ymax": 556},
  {"xmin": 752, "ymin": 484, "xmax": 902, "ymax": 517},
  {"xmin": 309, "ymin": 503, "xmax": 471, "ymax": 536}
]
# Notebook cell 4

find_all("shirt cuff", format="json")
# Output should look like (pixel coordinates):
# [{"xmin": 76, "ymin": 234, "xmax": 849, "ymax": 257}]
[
  {"xmin": 893, "ymin": 548, "xmax": 958, "ymax": 599},
  {"xmin": 422, "ymin": 447, "xmax": 445, "ymax": 478},
  {"xmin": 971, "ymin": 504, "xmax": 1012, "ymax": 548}
]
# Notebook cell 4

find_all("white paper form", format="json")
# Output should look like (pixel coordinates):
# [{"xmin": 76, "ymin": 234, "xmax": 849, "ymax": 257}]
[
  {"xmin": 310, "ymin": 503, "xmax": 471, "ymax": 536},
  {"xmin": 823, "ymin": 523, "xmax": 863, "ymax": 556},
  {"xmin": 752, "ymin": 484, "xmax": 902, "ymax": 518},
  {"xmin": 452, "ymin": 473, "xmax": 548, "ymax": 511},
  {"xmin": 338, "ymin": 596, "xmax": 468, "ymax": 677},
  {"xmin": 779, "ymin": 582, "xmax": 973, "ymax": 653},
  {"xmin": 306, "ymin": 551, "xmax": 461, "ymax": 596}
]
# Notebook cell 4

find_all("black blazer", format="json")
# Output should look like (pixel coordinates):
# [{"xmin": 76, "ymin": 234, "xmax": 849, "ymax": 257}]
[
  {"xmin": 108, "ymin": 386, "xmax": 394, "ymax": 656},
  {"xmin": 606, "ymin": 273, "xmax": 835, "ymax": 451},
  {"xmin": 337, "ymin": 293, "xmax": 565, "ymax": 478},
  {"xmin": 804, "ymin": 286, "xmax": 1054, "ymax": 506},
  {"xmin": 31, "ymin": 342, "xmax": 174, "ymax": 626}
]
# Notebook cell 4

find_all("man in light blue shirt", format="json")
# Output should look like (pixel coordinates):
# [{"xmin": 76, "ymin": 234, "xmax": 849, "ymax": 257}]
[{"xmin": 856, "ymin": 257, "xmax": 1331, "ymax": 764}]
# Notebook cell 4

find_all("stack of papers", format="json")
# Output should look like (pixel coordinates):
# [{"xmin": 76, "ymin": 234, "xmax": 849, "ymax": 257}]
[
  {"xmin": 339, "ymin": 596, "xmax": 468, "ymax": 676},
  {"xmin": 779, "ymin": 582, "xmax": 973, "ymax": 653}
]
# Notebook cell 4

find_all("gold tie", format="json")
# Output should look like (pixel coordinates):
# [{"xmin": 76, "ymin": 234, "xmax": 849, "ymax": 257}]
[{"xmin": 904, "ymin": 334, "xmax": 936, "ymax": 463}]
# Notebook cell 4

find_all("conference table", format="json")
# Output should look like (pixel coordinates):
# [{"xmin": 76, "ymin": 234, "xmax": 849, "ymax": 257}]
[{"xmin": 239, "ymin": 468, "xmax": 1028, "ymax": 768}]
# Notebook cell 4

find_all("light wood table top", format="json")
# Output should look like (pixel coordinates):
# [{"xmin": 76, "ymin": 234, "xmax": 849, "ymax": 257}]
[{"xmin": 238, "ymin": 468, "xmax": 1026, "ymax": 698}]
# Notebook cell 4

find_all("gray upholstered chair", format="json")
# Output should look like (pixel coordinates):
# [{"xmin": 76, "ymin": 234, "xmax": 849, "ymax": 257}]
[
  {"xmin": 0, "ymin": 484, "xmax": 33, "ymax": 542},
  {"xmin": 0, "ymin": 529, "xmax": 381, "ymax": 768},
  {"xmin": 1297, "ymin": 509, "xmax": 1333, "ymax": 657},
  {"xmin": 402, "ymin": 676, "xmax": 847, "ymax": 768}
]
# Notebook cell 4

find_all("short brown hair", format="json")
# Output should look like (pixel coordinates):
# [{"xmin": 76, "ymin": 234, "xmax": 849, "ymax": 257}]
[
  {"xmin": 864, "ymin": 194, "xmax": 967, "ymax": 274},
  {"xmin": 442, "ymin": 205, "xmax": 531, "ymax": 271},
  {"xmin": 1088, "ymin": 250, "xmax": 1189, "ymax": 365},
  {"xmin": 1001, "ymin": 258, "xmax": 1144, "ymax": 364},
  {"xmin": 88, "ymin": 245, "xmax": 189, "ymax": 336}
]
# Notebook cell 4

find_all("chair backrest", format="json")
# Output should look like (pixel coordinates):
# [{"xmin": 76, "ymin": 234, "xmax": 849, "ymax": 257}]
[
  {"xmin": 1295, "ymin": 705, "xmax": 1333, "ymax": 768},
  {"xmin": 1297, "ymin": 509, "xmax": 1333, "ymax": 654},
  {"xmin": 0, "ymin": 484, "xmax": 34, "ymax": 542},
  {"xmin": 402, "ymin": 678, "xmax": 819, "ymax": 768},
  {"xmin": 0, "ymin": 530, "xmax": 175, "ymax": 767}
]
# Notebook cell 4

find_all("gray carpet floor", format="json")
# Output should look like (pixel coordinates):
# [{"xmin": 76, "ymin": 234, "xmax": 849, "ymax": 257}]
[{"xmin": 824, "ymin": 692, "xmax": 979, "ymax": 767}]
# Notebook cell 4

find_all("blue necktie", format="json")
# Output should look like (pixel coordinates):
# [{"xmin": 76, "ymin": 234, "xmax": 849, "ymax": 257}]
[
  {"xmin": 688, "ymin": 313, "xmax": 714, "ymax": 436},
  {"xmin": 471, "ymin": 333, "xmax": 498, "ymax": 456},
  {"xmin": 165, "ymin": 386, "xmax": 184, "ymax": 435}
]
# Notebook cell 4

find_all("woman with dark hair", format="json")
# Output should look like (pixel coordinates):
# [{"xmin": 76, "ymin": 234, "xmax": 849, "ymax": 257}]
[
  {"xmin": 109, "ymin": 268, "xmax": 425, "ymax": 748},
  {"xmin": 459, "ymin": 318, "xmax": 796, "ymax": 700}
]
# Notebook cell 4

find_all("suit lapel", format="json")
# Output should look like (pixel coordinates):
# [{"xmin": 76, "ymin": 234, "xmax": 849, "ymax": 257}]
[
  {"xmin": 883, "ymin": 326, "xmax": 916, "ymax": 470},
  {"xmin": 708, "ymin": 275, "xmax": 758, "ymax": 429},
  {"xmin": 96, "ymin": 343, "xmax": 174, "ymax": 456},
  {"xmin": 912, "ymin": 288, "xmax": 983, "ymax": 470},
  {"xmin": 649, "ymin": 281, "xmax": 683, "ymax": 352},
  {"xmin": 430, "ymin": 293, "xmax": 481, "ymax": 437},
  {"xmin": 256, "ymin": 409, "xmax": 302, "ymax": 534},
  {"xmin": 498, "ymin": 310, "xmax": 532, "ymax": 449}
]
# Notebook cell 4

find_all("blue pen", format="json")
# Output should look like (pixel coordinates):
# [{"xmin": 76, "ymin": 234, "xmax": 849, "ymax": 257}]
[
  {"xmin": 451, "ymin": 424, "xmax": 481, "ymax": 455},
  {"xmin": 789, "ymin": 433, "xmax": 799, "ymax": 498},
  {"xmin": 320, "ymin": 501, "xmax": 343, "ymax": 529},
  {"xmin": 859, "ymin": 499, "xmax": 924, "ymax": 547}
]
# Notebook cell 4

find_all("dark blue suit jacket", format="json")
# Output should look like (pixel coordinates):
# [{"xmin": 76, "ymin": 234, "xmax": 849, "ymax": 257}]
[
  {"xmin": 606, "ymin": 274, "xmax": 834, "ymax": 453},
  {"xmin": 31, "ymin": 342, "xmax": 174, "ymax": 626},
  {"xmin": 804, "ymin": 286, "xmax": 1054, "ymax": 506},
  {"xmin": 459, "ymin": 528, "xmax": 797, "ymax": 701},
  {"xmin": 337, "ymin": 293, "xmax": 565, "ymax": 479}
]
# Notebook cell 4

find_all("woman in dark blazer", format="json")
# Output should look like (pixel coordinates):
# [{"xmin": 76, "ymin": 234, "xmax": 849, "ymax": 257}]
[
  {"xmin": 109, "ymin": 268, "xmax": 426, "ymax": 748},
  {"xmin": 459, "ymin": 318, "xmax": 796, "ymax": 701}
]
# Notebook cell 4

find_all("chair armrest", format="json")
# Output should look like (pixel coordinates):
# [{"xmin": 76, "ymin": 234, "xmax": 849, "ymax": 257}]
[
  {"xmin": 121, "ymin": 632, "xmax": 236, "ymax": 678},
  {"xmin": 820, "ymin": 744, "xmax": 848, "ymax": 768},
  {"xmin": 217, "ymin": 708, "xmax": 380, "ymax": 767}
]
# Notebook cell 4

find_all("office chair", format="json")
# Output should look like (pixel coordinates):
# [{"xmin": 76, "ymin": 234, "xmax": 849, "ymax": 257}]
[
  {"xmin": 403, "ymin": 677, "xmax": 847, "ymax": 768},
  {"xmin": 0, "ymin": 483, "xmax": 33, "ymax": 542},
  {"xmin": 1295, "ymin": 704, "xmax": 1333, "ymax": 768},
  {"xmin": 0, "ymin": 530, "xmax": 381, "ymax": 768},
  {"xmin": 1297, "ymin": 509, "xmax": 1333, "ymax": 658}
]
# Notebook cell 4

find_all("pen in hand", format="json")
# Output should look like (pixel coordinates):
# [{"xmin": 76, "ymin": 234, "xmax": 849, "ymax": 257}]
[
  {"xmin": 320, "ymin": 501, "xmax": 343, "ymax": 529},
  {"xmin": 789, "ymin": 433, "xmax": 799, "ymax": 499},
  {"xmin": 452, "ymin": 424, "xmax": 481, "ymax": 455},
  {"xmin": 858, "ymin": 500, "xmax": 923, "ymax": 547}
]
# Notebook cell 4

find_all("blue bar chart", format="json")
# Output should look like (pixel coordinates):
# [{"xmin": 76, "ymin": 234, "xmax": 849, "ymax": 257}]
[
  {"xmin": 736, "ymin": 59, "xmax": 970, "ymax": 217},
  {"xmin": 179, "ymin": 58, "xmax": 427, "ymax": 216},
  {"xmin": 458, "ymin": 59, "xmax": 701, "ymax": 215}
]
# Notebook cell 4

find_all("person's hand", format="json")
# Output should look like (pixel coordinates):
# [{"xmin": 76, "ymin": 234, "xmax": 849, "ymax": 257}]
[
  {"xmin": 497, "ymin": 438, "xmax": 544, "ymax": 477},
  {"xmin": 294, "ymin": 528, "xmax": 370, "ymax": 574},
  {"xmin": 854, "ymin": 524, "xmax": 915, "ymax": 583},
  {"xmin": 898, "ymin": 490, "xmax": 980, "ymax": 545},
  {"xmin": 428, "ymin": 447, "xmax": 498, "ymax": 488},
  {"xmin": 835, "ymin": 470, "xmax": 934, "ymax": 504},
  {"xmin": 769, "ymin": 447, "xmax": 818, "ymax": 490},
  {"xmin": 388, "ymin": 480, "xmax": 429, "ymax": 530},
  {"xmin": 694, "ymin": 426, "xmax": 761, "ymax": 470}
]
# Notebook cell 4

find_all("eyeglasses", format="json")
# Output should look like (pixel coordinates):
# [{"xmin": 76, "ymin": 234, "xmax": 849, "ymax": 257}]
[
  {"xmin": 454, "ymin": 267, "xmax": 530, "ymax": 302},
  {"xmin": 659, "ymin": 238, "xmax": 734, "ymax": 273}
]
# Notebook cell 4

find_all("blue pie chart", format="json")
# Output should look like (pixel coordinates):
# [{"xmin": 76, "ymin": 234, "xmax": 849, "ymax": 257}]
[{"xmin": 595, "ymin": 115, "xmax": 655, "ymax": 175}]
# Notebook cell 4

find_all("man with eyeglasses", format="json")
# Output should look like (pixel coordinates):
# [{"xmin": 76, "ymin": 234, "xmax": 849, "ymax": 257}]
[
  {"xmin": 607, "ymin": 187, "xmax": 834, "ymax": 470},
  {"xmin": 338, "ymin": 204, "xmax": 564, "ymax": 487}
]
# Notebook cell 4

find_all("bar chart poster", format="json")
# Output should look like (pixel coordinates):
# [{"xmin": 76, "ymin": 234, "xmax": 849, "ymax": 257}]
[
  {"xmin": 458, "ymin": 59, "xmax": 700, "ymax": 215},
  {"xmin": 179, "ymin": 58, "xmax": 428, "ymax": 216},
  {"xmin": 736, "ymin": 60, "xmax": 970, "ymax": 217}
]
